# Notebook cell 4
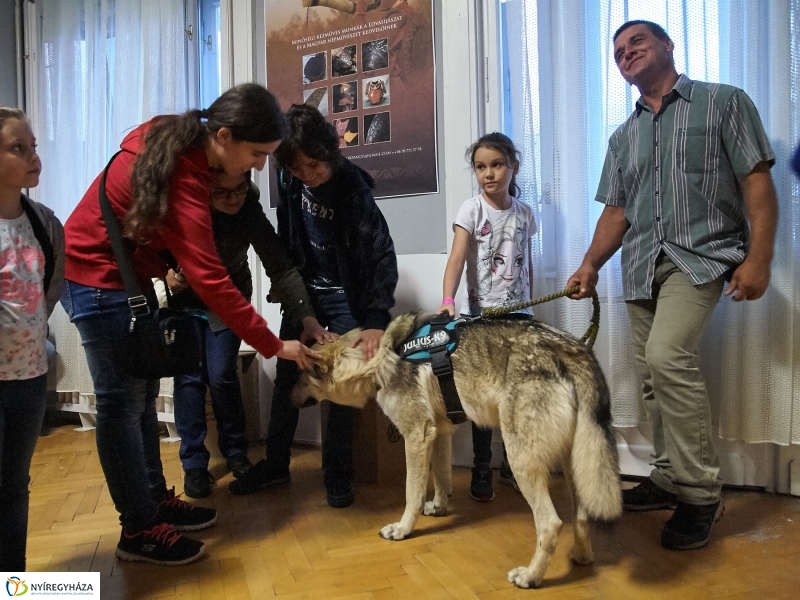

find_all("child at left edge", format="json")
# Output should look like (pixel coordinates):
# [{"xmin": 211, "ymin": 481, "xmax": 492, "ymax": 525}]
[{"xmin": 0, "ymin": 107, "xmax": 65, "ymax": 571}]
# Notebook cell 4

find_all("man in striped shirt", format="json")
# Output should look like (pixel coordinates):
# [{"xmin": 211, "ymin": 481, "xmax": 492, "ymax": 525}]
[{"xmin": 568, "ymin": 20, "xmax": 778, "ymax": 551}]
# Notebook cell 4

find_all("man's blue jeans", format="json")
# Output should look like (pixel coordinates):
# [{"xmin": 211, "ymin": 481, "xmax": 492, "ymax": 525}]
[
  {"xmin": 0, "ymin": 374, "xmax": 46, "ymax": 571},
  {"xmin": 61, "ymin": 280, "xmax": 166, "ymax": 531},
  {"xmin": 266, "ymin": 289, "xmax": 359, "ymax": 487},
  {"xmin": 173, "ymin": 318, "xmax": 248, "ymax": 470}
]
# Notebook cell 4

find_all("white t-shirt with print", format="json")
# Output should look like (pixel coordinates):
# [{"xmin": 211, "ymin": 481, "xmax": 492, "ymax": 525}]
[
  {"xmin": 0, "ymin": 214, "xmax": 48, "ymax": 380},
  {"xmin": 454, "ymin": 194, "xmax": 536, "ymax": 316}
]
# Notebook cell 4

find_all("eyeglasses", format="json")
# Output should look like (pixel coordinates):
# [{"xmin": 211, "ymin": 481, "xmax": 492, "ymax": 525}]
[{"xmin": 211, "ymin": 181, "xmax": 248, "ymax": 200}]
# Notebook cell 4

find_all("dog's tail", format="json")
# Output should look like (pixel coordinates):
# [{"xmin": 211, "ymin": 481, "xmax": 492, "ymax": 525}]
[{"xmin": 570, "ymin": 357, "xmax": 623, "ymax": 521}]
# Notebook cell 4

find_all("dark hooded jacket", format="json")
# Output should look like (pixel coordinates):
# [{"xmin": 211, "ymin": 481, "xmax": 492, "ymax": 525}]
[{"xmin": 275, "ymin": 157, "xmax": 397, "ymax": 330}]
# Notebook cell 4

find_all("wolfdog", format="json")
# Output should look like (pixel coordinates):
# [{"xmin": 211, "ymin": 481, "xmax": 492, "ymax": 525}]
[{"xmin": 292, "ymin": 312, "xmax": 622, "ymax": 589}]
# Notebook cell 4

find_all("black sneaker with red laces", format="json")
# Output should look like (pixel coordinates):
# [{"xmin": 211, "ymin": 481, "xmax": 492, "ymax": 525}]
[
  {"xmin": 115, "ymin": 523, "xmax": 205, "ymax": 566},
  {"xmin": 156, "ymin": 488, "xmax": 217, "ymax": 531}
]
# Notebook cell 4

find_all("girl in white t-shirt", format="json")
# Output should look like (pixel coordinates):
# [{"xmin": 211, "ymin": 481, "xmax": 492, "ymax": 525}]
[
  {"xmin": 438, "ymin": 132, "xmax": 536, "ymax": 502},
  {"xmin": 0, "ymin": 107, "xmax": 64, "ymax": 571}
]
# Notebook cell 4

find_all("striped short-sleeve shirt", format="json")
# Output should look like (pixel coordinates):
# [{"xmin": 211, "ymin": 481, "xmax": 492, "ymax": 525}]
[{"xmin": 596, "ymin": 74, "xmax": 775, "ymax": 300}]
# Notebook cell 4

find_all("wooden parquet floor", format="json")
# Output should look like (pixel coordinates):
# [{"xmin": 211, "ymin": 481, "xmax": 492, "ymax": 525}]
[{"xmin": 27, "ymin": 417, "xmax": 800, "ymax": 600}]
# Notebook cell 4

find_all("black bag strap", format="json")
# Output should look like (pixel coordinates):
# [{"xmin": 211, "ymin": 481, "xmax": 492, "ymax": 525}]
[
  {"xmin": 98, "ymin": 151, "xmax": 150, "ymax": 316},
  {"xmin": 19, "ymin": 195, "xmax": 54, "ymax": 294},
  {"xmin": 428, "ymin": 313, "xmax": 467, "ymax": 424},
  {"xmin": 159, "ymin": 249, "xmax": 179, "ymax": 271}
]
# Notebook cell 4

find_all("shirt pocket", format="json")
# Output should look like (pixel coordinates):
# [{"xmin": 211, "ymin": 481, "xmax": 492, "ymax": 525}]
[{"xmin": 677, "ymin": 126, "xmax": 721, "ymax": 174}]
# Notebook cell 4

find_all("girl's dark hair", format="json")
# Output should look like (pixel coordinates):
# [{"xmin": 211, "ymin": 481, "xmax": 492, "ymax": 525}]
[
  {"xmin": 273, "ymin": 103, "xmax": 340, "ymax": 172},
  {"xmin": 466, "ymin": 132, "xmax": 522, "ymax": 198},
  {"xmin": 127, "ymin": 83, "xmax": 285, "ymax": 239}
]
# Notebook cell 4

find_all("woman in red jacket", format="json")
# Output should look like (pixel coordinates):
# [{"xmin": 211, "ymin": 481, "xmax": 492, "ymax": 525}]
[{"xmin": 61, "ymin": 84, "xmax": 321, "ymax": 566}]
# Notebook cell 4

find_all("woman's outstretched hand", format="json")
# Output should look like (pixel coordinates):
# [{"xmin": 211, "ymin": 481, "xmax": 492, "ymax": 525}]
[{"xmin": 277, "ymin": 340, "xmax": 321, "ymax": 370}]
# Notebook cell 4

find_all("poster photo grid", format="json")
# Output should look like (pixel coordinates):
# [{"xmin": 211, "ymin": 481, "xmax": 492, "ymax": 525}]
[{"xmin": 302, "ymin": 37, "xmax": 391, "ymax": 148}]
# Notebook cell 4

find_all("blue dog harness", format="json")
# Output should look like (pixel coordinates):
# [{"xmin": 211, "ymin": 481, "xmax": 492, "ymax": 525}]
[{"xmin": 397, "ymin": 314, "xmax": 468, "ymax": 424}]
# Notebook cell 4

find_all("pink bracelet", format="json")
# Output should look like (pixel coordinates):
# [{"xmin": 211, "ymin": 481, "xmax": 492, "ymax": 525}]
[{"xmin": 442, "ymin": 297, "xmax": 455, "ymax": 305}]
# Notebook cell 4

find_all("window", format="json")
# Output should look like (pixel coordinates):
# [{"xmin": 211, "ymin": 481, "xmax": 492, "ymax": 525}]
[
  {"xmin": 29, "ymin": 0, "xmax": 197, "ymax": 220},
  {"xmin": 198, "ymin": 0, "xmax": 222, "ymax": 109}
]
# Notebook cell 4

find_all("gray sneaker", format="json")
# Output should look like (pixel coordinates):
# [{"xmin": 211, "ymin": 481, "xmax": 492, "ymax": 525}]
[
  {"xmin": 499, "ymin": 459, "xmax": 519, "ymax": 492},
  {"xmin": 183, "ymin": 468, "xmax": 213, "ymax": 499},
  {"xmin": 226, "ymin": 453, "xmax": 254, "ymax": 479},
  {"xmin": 228, "ymin": 459, "xmax": 290, "ymax": 496},
  {"xmin": 326, "ymin": 478, "xmax": 354, "ymax": 508}
]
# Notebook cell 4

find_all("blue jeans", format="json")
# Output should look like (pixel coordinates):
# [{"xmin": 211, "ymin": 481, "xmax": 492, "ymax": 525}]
[
  {"xmin": 173, "ymin": 318, "xmax": 247, "ymax": 470},
  {"xmin": 266, "ymin": 289, "xmax": 359, "ymax": 486},
  {"xmin": 0, "ymin": 374, "xmax": 46, "ymax": 571},
  {"xmin": 61, "ymin": 280, "xmax": 166, "ymax": 531}
]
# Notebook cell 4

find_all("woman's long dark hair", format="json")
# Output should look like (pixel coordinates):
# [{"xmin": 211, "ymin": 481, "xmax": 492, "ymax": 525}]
[
  {"xmin": 127, "ymin": 83, "xmax": 285, "ymax": 239},
  {"xmin": 466, "ymin": 132, "xmax": 522, "ymax": 198}
]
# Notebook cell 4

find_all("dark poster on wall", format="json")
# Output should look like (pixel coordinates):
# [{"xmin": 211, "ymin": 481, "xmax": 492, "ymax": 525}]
[{"xmin": 265, "ymin": 0, "xmax": 438, "ymax": 203}]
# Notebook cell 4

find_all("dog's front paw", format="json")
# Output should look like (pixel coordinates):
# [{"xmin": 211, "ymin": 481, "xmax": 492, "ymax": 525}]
[
  {"xmin": 507, "ymin": 566, "xmax": 541, "ymax": 589},
  {"xmin": 423, "ymin": 501, "xmax": 447, "ymax": 516},
  {"xmin": 379, "ymin": 523, "xmax": 411, "ymax": 540}
]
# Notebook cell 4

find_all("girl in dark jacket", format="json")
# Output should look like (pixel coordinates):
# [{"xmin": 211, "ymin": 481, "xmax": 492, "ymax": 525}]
[{"xmin": 229, "ymin": 104, "xmax": 398, "ymax": 508}]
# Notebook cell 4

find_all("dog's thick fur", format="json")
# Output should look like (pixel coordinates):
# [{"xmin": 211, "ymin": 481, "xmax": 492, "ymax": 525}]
[{"xmin": 293, "ymin": 313, "xmax": 622, "ymax": 589}]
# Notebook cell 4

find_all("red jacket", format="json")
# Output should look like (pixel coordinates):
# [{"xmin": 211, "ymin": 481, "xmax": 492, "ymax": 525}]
[{"xmin": 64, "ymin": 122, "xmax": 283, "ymax": 357}]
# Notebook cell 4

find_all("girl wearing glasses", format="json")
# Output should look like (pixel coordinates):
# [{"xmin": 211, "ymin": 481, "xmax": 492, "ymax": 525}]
[{"xmin": 165, "ymin": 171, "xmax": 330, "ymax": 499}]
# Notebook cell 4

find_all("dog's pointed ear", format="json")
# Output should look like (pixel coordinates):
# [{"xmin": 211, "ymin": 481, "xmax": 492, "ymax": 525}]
[
  {"xmin": 312, "ymin": 356, "xmax": 329, "ymax": 375},
  {"xmin": 306, "ymin": 355, "xmax": 334, "ymax": 384}
]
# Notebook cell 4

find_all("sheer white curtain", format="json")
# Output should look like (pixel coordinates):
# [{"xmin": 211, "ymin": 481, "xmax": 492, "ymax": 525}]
[
  {"xmin": 714, "ymin": 0, "xmax": 800, "ymax": 444},
  {"xmin": 32, "ymin": 0, "xmax": 190, "ymax": 414},
  {"xmin": 35, "ymin": 0, "xmax": 190, "ymax": 223},
  {"xmin": 505, "ymin": 0, "xmax": 800, "ymax": 443}
]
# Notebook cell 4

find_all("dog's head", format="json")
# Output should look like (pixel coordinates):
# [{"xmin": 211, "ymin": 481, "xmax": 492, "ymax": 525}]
[
  {"xmin": 291, "ymin": 312, "xmax": 434, "ymax": 409},
  {"xmin": 291, "ymin": 328, "xmax": 379, "ymax": 409}
]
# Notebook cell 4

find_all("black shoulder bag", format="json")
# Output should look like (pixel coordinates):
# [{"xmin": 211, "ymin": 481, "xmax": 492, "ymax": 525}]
[
  {"xmin": 19, "ymin": 195, "xmax": 55, "ymax": 294},
  {"xmin": 99, "ymin": 152, "xmax": 203, "ymax": 379}
]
